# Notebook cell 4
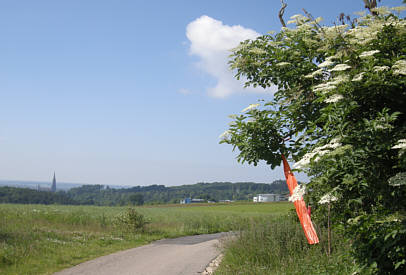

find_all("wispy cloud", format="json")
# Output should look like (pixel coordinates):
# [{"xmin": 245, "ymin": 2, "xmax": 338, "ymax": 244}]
[
  {"xmin": 178, "ymin": 88, "xmax": 193, "ymax": 95},
  {"xmin": 186, "ymin": 15, "xmax": 271, "ymax": 98}
]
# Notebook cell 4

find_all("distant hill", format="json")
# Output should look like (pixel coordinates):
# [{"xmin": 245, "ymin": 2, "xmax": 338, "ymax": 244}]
[
  {"xmin": 66, "ymin": 180, "xmax": 290, "ymax": 206},
  {"xmin": 0, "ymin": 180, "xmax": 292, "ymax": 206},
  {"xmin": 0, "ymin": 180, "xmax": 129, "ymax": 191}
]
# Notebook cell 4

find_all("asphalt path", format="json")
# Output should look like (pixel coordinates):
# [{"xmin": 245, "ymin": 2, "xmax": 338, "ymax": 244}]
[{"xmin": 54, "ymin": 232, "xmax": 226, "ymax": 275}]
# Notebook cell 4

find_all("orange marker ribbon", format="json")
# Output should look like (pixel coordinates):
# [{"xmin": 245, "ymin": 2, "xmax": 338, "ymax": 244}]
[{"xmin": 282, "ymin": 155, "xmax": 319, "ymax": 244}]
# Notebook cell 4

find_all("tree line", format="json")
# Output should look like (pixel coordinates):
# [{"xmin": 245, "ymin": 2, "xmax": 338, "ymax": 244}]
[
  {"xmin": 0, "ymin": 186, "xmax": 77, "ymax": 205},
  {"xmin": 0, "ymin": 180, "xmax": 289, "ymax": 206},
  {"xmin": 66, "ymin": 180, "xmax": 288, "ymax": 205}
]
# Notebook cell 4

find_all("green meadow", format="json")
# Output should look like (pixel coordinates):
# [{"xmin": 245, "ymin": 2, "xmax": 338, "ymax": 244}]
[{"xmin": 0, "ymin": 202, "xmax": 292, "ymax": 275}]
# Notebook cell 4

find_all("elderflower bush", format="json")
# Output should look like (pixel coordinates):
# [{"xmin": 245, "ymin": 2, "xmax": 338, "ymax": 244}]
[
  {"xmin": 221, "ymin": 7, "xmax": 406, "ymax": 274},
  {"xmin": 288, "ymin": 184, "xmax": 306, "ymax": 202}
]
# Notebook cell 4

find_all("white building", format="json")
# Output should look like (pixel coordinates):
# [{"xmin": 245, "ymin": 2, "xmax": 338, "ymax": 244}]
[
  {"xmin": 253, "ymin": 194, "xmax": 280, "ymax": 202},
  {"xmin": 180, "ymin": 198, "xmax": 205, "ymax": 204}
]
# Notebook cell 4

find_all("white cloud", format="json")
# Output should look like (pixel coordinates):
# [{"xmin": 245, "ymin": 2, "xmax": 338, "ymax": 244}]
[{"xmin": 186, "ymin": 15, "xmax": 271, "ymax": 98}]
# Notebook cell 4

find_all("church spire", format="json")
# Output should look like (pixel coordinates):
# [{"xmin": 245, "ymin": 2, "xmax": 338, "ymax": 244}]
[{"xmin": 51, "ymin": 172, "xmax": 56, "ymax": 192}]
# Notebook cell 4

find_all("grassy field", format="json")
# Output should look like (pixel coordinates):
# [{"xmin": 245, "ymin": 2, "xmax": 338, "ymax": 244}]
[{"xmin": 0, "ymin": 202, "xmax": 292, "ymax": 275}]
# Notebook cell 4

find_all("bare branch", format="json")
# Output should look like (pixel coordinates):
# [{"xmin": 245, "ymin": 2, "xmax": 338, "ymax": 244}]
[
  {"xmin": 362, "ymin": 0, "xmax": 379, "ymax": 15},
  {"xmin": 302, "ymin": 9, "xmax": 324, "ymax": 33},
  {"xmin": 278, "ymin": 0, "xmax": 287, "ymax": 27}
]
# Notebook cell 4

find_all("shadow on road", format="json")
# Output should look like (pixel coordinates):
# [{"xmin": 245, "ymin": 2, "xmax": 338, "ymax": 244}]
[{"xmin": 153, "ymin": 232, "xmax": 227, "ymax": 245}]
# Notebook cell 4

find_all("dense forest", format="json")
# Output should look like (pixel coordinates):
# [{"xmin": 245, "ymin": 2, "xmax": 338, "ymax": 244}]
[{"xmin": 0, "ymin": 181, "xmax": 289, "ymax": 206}]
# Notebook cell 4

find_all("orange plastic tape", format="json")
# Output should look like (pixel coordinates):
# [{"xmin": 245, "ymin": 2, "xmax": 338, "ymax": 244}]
[{"xmin": 282, "ymin": 155, "xmax": 319, "ymax": 244}]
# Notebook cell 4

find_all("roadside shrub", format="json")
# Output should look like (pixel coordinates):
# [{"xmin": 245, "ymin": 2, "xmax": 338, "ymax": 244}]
[
  {"xmin": 221, "ymin": 5, "xmax": 406, "ymax": 273},
  {"xmin": 114, "ymin": 208, "xmax": 150, "ymax": 233},
  {"xmin": 348, "ymin": 215, "xmax": 406, "ymax": 275}
]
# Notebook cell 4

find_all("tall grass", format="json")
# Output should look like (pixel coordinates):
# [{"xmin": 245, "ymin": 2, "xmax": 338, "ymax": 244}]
[
  {"xmin": 0, "ymin": 202, "xmax": 292, "ymax": 274},
  {"xmin": 216, "ymin": 214, "xmax": 357, "ymax": 275}
]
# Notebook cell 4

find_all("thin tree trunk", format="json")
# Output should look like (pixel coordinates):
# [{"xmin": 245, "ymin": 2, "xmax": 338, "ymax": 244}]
[
  {"xmin": 278, "ymin": 0, "xmax": 287, "ymax": 27},
  {"xmin": 327, "ymin": 202, "xmax": 331, "ymax": 256}
]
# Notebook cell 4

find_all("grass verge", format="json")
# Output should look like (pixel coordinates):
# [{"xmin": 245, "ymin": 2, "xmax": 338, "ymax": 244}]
[{"xmin": 216, "ymin": 215, "xmax": 358, "ymax": 275}]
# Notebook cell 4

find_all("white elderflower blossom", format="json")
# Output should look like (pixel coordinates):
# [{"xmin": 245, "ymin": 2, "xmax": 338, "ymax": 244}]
[
  {"xmin": 354, "ymin": 11, "xmax": 366, "ymax": 17},
  {"xmin": 325, "ymin": 56, "xmax": 337, "ymax": 62},
  {"xmin": 392, "ymin": 60, "xmax": 406, "ymax": 76},
  {"xmin": 321, "ymin": 25, "xmax": 347, "ymax": 41},
  {"xmin": 325, "ymin": 94, "xmax": 344, "ymax": 103},
  {"xmin": 373, "ymin": 66, "xmax": 389, "ymax": 72},
  {"xmin": 313, "ymin": 17, "xmax": 323, "ymax": 24},
  {"xmin": 393, "ymin": 69, "xmax": 406, "ymax": 76},
  {"xmin": 312, "ymin": 138, "xmax": 341, "ymax": 161},
  {"xmin": 312, "ymin": 82, "xmax": 336, "ymax": 93},
  {"xmin": 318, "ymin": 193, "xmax": 338, "ymax": 204},
  {"xmin": 371, "ymin": 6, "xmax": 391, "ymax": 15},
  {"xmin": 329, "ymin": 137, "xmax": 340, "ymax": 144},
  {"xmin": 241, "ymin": 104, "xmax": 260, "ymax": 113},
  {"xmin": 359, "ymin": 50, "xmax": 380, "ymax": 58},
  {"xmin": 219, "ymin": 130, "xmax": 231, "ymax": 141},
  {"xmin": 293, "ymin": 151, "xmax": 315, "ymax": 169},
  {"xmin": 293, "ymin": 138, "xmax": 341, "ymax": 169},
  {"xmin": 375, "ymin": 124, "xmax": 392, "ymax": 130},
  {"xmin": 249, "ymin": 47, "xmax": 267, "ymax": 55},
  {"xmin": 269, "ymin": 40, "xmax": 283, "ymax": 47},
  {"xmin": 391, "ymin": 6, "xmax": 406, "ymax": 13},
  {"xmin": 289, "ymin": 185, "xmax": 306, "ymax": 202},
  {"xmin": 303, "ymin": 37, "xmax": 319, "ymax": 46},
  {"xmin": 330, "ymin": 64, "xmax": 351, "ymax": 72},
  {"xmin": 322, "ymin": 138, "xmax": 341, "ymax": 149},
  {"xmin": 329, "ymin": 75, "xmax": 349, "ymax": 85},
  {"xmin": 347, "ymin": 25, "xmax": 379, "ymax": 46},
  {"xmin": 392, "ymin": 60, "xmax": 406, "ymax": 69},
  {"xmin": 304, "ymin": 69, "xmax": 324, "ymax": 79},
  {"xmin": 290, "ymin": 14, "xmax": 305, "ymax": 20},
  {"xmin": 276, "ymin": 62, "xmax": 291, "ymax": 67},
  {"xmin": 318, "ymin": 60, "xmax": 334, "ymax": 68},
  {"xmin": 374, "ymin": 117, "xmax": 393, "ymax": 130},
  {"xmin": 352, "ymin": 72, "xmax": 365, "ymax": 82},
  {"xmin": 392, "ymin": 139, "xmax": 406, "ymax": 150},
  {"xmin": 392, "ymin": 139, "xmax": 406, "ymax": 157}
]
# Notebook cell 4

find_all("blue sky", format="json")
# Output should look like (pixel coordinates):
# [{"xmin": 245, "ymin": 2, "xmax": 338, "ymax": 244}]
[{"xmin": 0, "ymin": 0, "xmax": 403, "ymax": 186}]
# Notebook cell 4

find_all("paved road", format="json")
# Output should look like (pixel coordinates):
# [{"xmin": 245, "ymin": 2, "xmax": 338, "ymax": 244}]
[{"xmin": 54, "ymin": 233, "xmax": 226, "ymax": 275}]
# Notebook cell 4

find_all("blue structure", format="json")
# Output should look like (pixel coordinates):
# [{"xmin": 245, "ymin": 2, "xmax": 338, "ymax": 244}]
[{"xmin": 180, "ymin": 198, "xmax": 192, "ymax": 204}]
